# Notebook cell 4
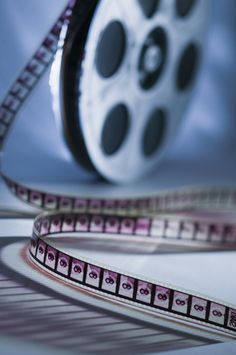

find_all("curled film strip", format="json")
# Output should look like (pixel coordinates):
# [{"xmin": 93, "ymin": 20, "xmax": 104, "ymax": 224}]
[
  {"xmin": 0, "ymin": 1, "xmax": 75, "ymax": 148},
  {"xmin": 1, "ymin": 0, "xmax": 236, "ymax": 343}
]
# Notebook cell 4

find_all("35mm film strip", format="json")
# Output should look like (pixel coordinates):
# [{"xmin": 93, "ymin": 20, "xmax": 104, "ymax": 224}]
[
  {"xmin": 0, "ymin": 1, "xmax": 77, "ymax": 148},
  {"xmin": 28, "ymin": 211, "xmax": 236, "ymax": 339},
  {"xmin": 1, "ymin": 0, "xmax": 236, "ymax": 343}
]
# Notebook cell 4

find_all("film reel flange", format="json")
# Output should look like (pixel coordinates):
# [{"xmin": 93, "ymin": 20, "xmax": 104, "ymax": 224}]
[{"xmin": 52, "ymin": 0, "xmax": 209, "ymax": 182}]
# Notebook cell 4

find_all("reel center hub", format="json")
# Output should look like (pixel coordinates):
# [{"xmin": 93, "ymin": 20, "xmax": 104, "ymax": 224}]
[
  {"xmin": 138, "ymin": 27, "xmax": 167, "ymax": 90},
  {"xmin": 143, "ymin": 43, "xmax": 162, "ymax": 74}
]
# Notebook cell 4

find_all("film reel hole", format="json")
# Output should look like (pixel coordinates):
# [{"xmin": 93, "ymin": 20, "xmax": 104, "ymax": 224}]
[
  {"xmin": 96, "ymin": 21, "xmax": 126, "ymax": 79},
  {"xmin": 138, "ymin": 0, "xmax": 160, "ymax": 18},
  {"xmin": 101, "ymin": 104, "xmax": 130, "ymax": 156},
  {"xmin": 176, "ymin": 43, "xmax": 199, "ymax": 90},
  {"xmin": 176, "ymin": 0, "xmax": 196, "ymax": 18},
  {"xmin": 142, "ymin": 109, "xmax": 166, "ymax": 157},
  {"xmin": 138, "ymin": 27, "xmax": 167, "ymax": 90}
]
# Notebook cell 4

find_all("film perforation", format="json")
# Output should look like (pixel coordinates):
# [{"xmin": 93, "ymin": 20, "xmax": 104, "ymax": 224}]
[
  {"xmin": 98, "ymin": 267, "xmax": 104, "ymax": 290},
  {"xmin": 115, "ymin": 273, "xmax": 121, "ymax": 296},
  {"xmin": 205, "ymin": 300, "xmax": 211, "ymax": 324},
  {"xmin": 132, "ymin": 279, "xmax": 139, "ymax": 302},
  {"xmin": 82, "ymin": 260, "xmax": 88, "ymax": 285},
  {"xmin": 34, "ymin": 238, "xmax": 40, "ymax": 261},
  {"xmin": 224, "ymin": 307, "xmax": 230, "ymax": 329},
  {"xmin": 163, "ymin": 219, "xmax": 168, "ymax": 239},
  {"xmin": 54, "ymin": 246, "xmax": 60, "ymax": 273},
  {"xmin": 187, "ymin": 295, "xmax": 193, "ymax": 317},
  {"xmin": 43, "ymin": 244, "xmax": 48, "ymax": 265},
  {"xmin": 167, "ymin": 289, "xmax": 174, "ymax": 312}
]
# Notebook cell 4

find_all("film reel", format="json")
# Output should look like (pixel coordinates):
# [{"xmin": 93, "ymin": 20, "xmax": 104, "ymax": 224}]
[{"xmin": 52, "ymin": 0, "xmax": 209, "ymax": 182}]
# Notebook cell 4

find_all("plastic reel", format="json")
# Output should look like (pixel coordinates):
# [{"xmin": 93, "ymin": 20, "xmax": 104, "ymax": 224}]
[{"xmin": 52, "ymin": 0, "xmax": 209, "ymax": 183}]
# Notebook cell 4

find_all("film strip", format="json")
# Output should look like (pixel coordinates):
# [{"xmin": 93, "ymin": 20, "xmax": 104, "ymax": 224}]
[
  {"xmin": 27, "ymin": 211, "xmax": 236, "ymax": 339},
  {"xmin": 3, "ymin": 174, "xmax": 236, "ymax": 214},
  {"xmin": 0, "ymin": 0, "xmax": 76, "ymax": 148},
  {"xmin": 0, "ymin": 0, "xmax": 236, "ymax": 343},
  {"xmin": 3, "ymin": 172, "xmax": 236, "ymax": 339}
]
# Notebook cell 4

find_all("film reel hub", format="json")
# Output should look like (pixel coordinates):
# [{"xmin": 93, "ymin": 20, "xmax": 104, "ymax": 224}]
[
  {"xmin": 138, "ymin": 27, "xmax": 167, "ymax": 90},
  {"xmin": 142, "ymin": 44, "xmax": 162, "ymax": 75}
]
